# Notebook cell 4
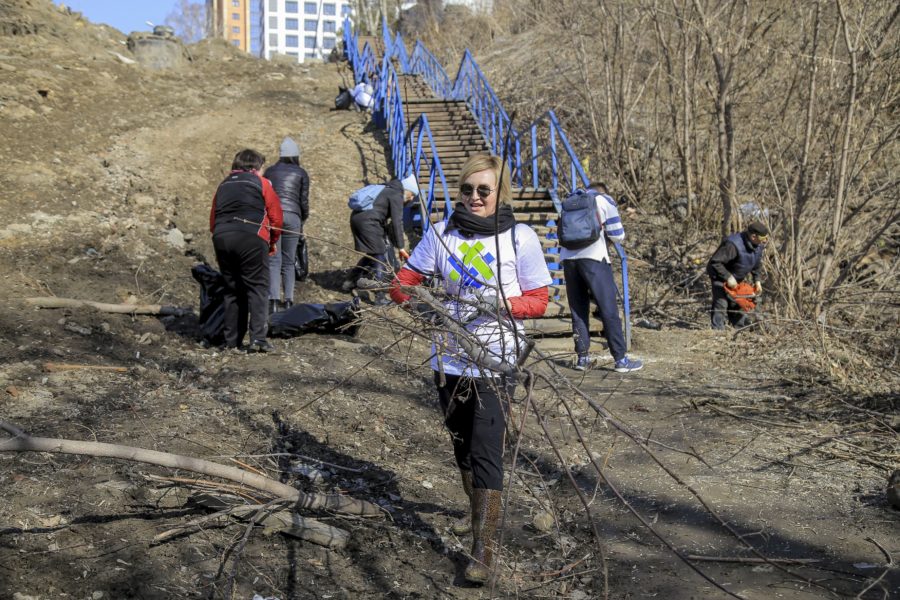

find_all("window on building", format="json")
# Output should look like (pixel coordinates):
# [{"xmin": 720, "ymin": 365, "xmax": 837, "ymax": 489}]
[
  {"xmin": 304, "ymin": 19, "xmax": 317, "ymax": 31},
  {"xmin": 269, "ymin": 16, "xmax": 277, "ymax": 28},
  {"xmin": 341, "ymin": 5, "xmax": 351, "ymax": 16},
  {"xmin": 269, "ymin": 0, "xmax": 277, "ymax": 10},
  {"xmin": 269, "ymin": 33, "xmax": 278, "ymax": 46},
  {"xmin": 322, "ymin": 20, "xmax": 335, "ymax": 33},
  {"xmin": 287, "ymin": 51, "xmax": 298, "ymax": 56},
  {"xmin": 323, "ymin": 3, "xmax": 335, "ymax": 16},
  {"xmin": 323, "ymin": 37, "xmax": 335, "ymax": 49},
  {"xmin": 286, "ymin": 18, "xmax": 298, "ymax": 29},
  {"xmin": 232, "ymin": 26, "xmax": 241, "ymax": 33},
  {"xmin": 306, "ymin": 51, "xmax": 316, "ymax": 58},
  {"xmin": 304, "ymin": 2, "xmax": 317, "ymax": 14},
  {"xmin": 232, "ymin": 40, "xmax": 241, "ymax": 46},
  {"xmin": 304, "ymin": 36, "xmax": 316, "ymax": 48},
  {"xmin": 232, "ymin": 12, "xmax": 240, "ymax": 20},
  {"xmin": 285, "ymin": 1, "xmax": 299, "ymax": 12},
  {"xmin": 286, "ymin": 35, "xmax": 299, "ymax": 47},
  {"xmin": 233, "ymin": 0, "xmax": 240, "ymax": 6}
]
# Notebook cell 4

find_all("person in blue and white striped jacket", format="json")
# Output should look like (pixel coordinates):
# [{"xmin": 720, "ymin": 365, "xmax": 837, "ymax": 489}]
[{"xmin": 561, "ymin": 182, "xmax": 643, "ymax": 372}]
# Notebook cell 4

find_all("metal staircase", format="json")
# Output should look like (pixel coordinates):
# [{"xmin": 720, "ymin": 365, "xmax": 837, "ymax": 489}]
[{"xmin": 342, "ymin": 20, "xmax": 629, "ymax": 339}]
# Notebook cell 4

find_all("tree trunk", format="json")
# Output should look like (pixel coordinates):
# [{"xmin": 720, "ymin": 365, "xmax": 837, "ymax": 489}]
[{"xmin": 814, "ymin": 0, "xmax": 858, "ymax": 315}]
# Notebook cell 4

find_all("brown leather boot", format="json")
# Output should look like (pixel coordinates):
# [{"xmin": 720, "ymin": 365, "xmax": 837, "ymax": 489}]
[
  {"xmin": 450, "ymin": 470, "xmax": 474, "ymax": 535},
  {"xmin": 464, "ymin": 488, "xmax": 502, "ymax": 584}
]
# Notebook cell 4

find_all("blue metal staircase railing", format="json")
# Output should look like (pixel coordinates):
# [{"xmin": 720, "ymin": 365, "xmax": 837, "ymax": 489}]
[{"xmin": 342, "ymin": 19, "xmax": 630, "ymax": 343}]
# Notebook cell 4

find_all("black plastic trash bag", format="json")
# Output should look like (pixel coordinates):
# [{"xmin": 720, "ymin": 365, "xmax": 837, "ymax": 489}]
[
  {"xmin": 334, "ymin": 87, "xmax": 352, "ymax": 110},
  {"xmin": 191, "ymin": 264, "xmax": 226, "ymax": 347},
  {"xmin": 269, "ymin": 298, "xmax": 360, "ymax": 338},
  {"xmin": 294, "ymin": 236, "xmax": 309, "ymax": 282}
]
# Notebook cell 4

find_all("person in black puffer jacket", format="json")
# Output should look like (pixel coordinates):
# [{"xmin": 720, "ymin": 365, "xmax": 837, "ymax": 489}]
[{"xmin": 263, "ymin": 137, "xmax": 310, "ymax": 314}]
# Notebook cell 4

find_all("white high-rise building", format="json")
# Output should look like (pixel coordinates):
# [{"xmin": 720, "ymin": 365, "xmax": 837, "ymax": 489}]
[{"xmin": 253, "ymin": 0, "xmax": 353, "ymax": 62}]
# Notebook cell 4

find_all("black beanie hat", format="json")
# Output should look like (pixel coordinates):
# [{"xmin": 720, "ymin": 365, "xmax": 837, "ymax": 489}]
[{"xmin": 747, "ymin": 222, "xmax": 769, "ymax": 236}]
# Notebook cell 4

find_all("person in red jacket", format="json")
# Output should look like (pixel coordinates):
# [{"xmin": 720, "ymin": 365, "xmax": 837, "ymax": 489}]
[
  {"xmin": 209, "ymin": 149, "xmax": 283, "ymax": 353},
  {"xmin": 390, "ymin": 154, "xmax": 551, "ymax": 585}
]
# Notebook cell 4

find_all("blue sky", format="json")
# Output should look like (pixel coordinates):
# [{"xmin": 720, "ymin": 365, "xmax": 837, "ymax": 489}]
[{"xmin": 54, "ymin": 1, "xmax": 179, "ymax": 34}]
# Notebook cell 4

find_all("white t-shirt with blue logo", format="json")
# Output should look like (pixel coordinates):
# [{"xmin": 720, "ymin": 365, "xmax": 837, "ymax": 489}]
[{"xmin": 407, "ymin": 221, "xmax": 552, "ymax": 377}]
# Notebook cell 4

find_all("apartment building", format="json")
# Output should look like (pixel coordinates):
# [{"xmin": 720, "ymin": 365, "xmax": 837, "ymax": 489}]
[
  {"xmin": 206, "ymin": 0, "xmax": 252, "ymax": 51},
  {"xmin": 252, "ymin": 0, "xmax": 353, "ymax": 62}
]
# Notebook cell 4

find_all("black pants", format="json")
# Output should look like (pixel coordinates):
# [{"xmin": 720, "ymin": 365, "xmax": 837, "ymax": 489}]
[
  {"xmin": 710, "ymin": 280, "xmax": 748, "ymax": 329},
  {"xmin": 563, "ymin": 258, "xmax": 627, "ymax": 361},
  {"xmin": 435, "ymin": 372, "xmax": 514, "ymax": 491},
  {"xmin": 213, "ymin": 231, "xmax": 269, "ymax": 347}
]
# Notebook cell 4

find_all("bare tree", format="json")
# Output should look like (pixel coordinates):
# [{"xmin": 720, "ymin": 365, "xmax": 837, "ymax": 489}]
[{"xmin": 165, "ymin": 0, "xmax": 206, "ymax": 43}]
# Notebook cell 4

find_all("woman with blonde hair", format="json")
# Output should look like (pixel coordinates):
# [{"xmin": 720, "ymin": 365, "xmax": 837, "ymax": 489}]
[{"xmin": 390, "ymin": 154, "xmax": 551, "ymax": 584}]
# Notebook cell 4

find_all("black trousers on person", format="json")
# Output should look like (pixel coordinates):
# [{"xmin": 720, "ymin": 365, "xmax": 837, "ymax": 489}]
[
  {"xmin": 213, "ymin": 231, "xmax": 269, "ymax": 347},
  {"xmin": 710, "ymin": 279, "xmax": 749, "ymax": 330},
  {"xmin": 435, "ymin": 372, "xmax": 515, "ymax": 491}
]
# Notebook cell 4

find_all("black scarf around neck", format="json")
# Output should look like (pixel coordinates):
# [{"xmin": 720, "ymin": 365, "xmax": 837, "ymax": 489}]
[{"xmin": 448, "ymin": 203, "xmax": 517, "ymax": 237}]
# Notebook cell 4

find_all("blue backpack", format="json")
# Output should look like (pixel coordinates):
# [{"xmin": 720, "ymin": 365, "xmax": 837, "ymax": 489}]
[
  {"xmin": 348, "ymin": 184, "xmax": 385, "ymax": 211},
  {"xmin": 557, "ymin": 188, "xmax": 602, "ymax": 250}
]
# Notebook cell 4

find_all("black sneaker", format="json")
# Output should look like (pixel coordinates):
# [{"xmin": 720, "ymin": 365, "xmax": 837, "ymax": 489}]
[{"xmin": 248, "ymin": 339, "xmax": 275, "ymax": 353}]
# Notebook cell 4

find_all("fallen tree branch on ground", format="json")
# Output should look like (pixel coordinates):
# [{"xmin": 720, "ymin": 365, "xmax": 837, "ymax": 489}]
[
  {"xmin": 0, "ymin": 421, "xmax": 381, "ymax": 517},
  {"xmin": 153, "ymin": 496, "xmax": 349, "ymax": 549},
  {"xmin": 25, "ymin": 296, "xmax": 189, "ymax": 316},
  {"xmin": 42, "ymin": 362, "xmax": 129, "ymax": 373}
]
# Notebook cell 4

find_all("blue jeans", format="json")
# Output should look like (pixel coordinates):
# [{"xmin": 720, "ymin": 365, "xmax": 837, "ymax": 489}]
[
  {"xmin": 563, "ymin": 258, "xmax": 626, "ymax": 361},
  {"xmin": 268, "ymin": 211, "xmax": 301, "ymax": 302}
]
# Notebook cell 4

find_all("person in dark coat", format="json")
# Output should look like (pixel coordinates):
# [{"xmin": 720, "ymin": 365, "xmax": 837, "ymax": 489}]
[
  {"xmin": 706, "ymin": 221, "xmax": 769, "ymax": 329},
  {"xmin": 343, "ymin": 174, "xmax": 419, "ymax": 304},
  {"xmin": 263, "ymin": 137, "xmax": 310, "ymax": 314},
  {"xmin": 209, "ymin": 149, "xmax": 283, "ymax": 352}
]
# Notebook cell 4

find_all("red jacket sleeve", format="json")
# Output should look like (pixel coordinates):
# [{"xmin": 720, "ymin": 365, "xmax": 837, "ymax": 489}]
[
  {"xmin": 508, "ymin": 286, "xmax": 549, "ymax": 319},
  {"xmin": 390, "ymin": 267, "xmax": 425, "ymax": 305},
  {"xmin": 261, "ymin": 175, "xmax": 283, "ymax": 244}
]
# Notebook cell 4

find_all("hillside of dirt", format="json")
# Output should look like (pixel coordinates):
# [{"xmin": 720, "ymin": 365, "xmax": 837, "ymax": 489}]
[{"xmin": 0, "ymin": 2, "xmax": 897, "ymax": 599}]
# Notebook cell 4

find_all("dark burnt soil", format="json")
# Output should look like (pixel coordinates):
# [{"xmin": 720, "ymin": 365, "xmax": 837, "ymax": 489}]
[{"xmin": 0, "ymin": 2, "xmax": 897, "ymax": 599}]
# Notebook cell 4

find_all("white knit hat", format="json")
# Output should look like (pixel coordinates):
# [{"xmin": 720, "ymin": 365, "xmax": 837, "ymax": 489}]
[{"xmin": 400, "ymin": 174, "xmax": 419, "ymax": 196}]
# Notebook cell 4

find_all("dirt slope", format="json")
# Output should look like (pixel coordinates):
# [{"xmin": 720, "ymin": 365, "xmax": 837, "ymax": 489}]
[{"xmin": 0, "ymin": 2, "xmax": 897, "ymax": 599}]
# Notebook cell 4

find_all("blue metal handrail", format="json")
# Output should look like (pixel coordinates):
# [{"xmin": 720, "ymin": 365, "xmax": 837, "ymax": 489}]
[
  {"xmin": 450, "ymin": 50, "xmax": 521, "ymax": 181},
  {"xmin": 391, "ymin": 32, "xmax": 411, "ymax": 73},
  {"xmin": 408, "ymin": 114, "xmax": 453, "ymax": 228},
  {"xmin": 408, "ymin": 41, "xmax": 454, "ymax": 99},
  {"xmin": 343, "ymin": 21, "xmax": 630, "ymax": 344},
  {"xmin": 517, "ymin": 110, "xmax": 588, "ymax": 195},
  {"xmin": 380, "ymin": 62, "xmax": 452, "ymax": 233}
]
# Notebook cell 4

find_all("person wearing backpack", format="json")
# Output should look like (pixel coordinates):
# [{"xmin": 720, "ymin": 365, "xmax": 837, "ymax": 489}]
[
  {"xmin": 342, "ymin": 174, "xmax": 419, "ymax": 304},
  {"xmin": 263, "ymin": 137, "xmax": 310, "ymax": 315},
  {"xmin": 559, "ymin": 182, "xmax": 642, "ymax": 372}
]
